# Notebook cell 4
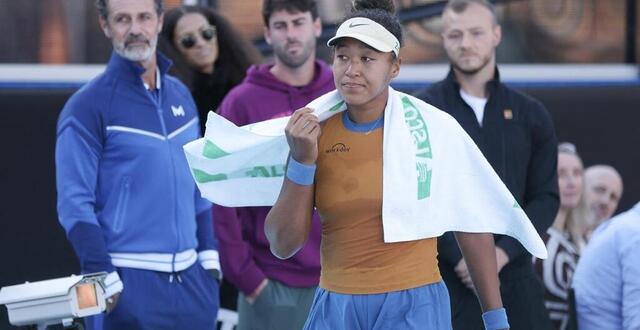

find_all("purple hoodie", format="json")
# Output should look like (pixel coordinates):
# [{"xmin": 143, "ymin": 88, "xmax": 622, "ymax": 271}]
[{"xmin": 214, "ymin": 60, "xmax": 334, "ymax": 295}]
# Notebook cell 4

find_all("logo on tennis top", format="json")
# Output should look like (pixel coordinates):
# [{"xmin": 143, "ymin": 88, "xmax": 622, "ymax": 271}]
[{"xmin": 325, "ymin": 143, "xmax": 350, "ymax": 154}]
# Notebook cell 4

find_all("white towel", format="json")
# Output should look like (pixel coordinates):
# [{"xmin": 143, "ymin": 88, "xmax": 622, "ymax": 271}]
[{"xmin": 184, "ymin": 87, "xmax": 548, "ymax": 259}]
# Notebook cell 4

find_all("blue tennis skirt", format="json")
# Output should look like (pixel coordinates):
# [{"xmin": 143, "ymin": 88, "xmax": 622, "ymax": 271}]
[{"xmin": 303, "ymin": 280, "xmax": 452, "ymax": 330}]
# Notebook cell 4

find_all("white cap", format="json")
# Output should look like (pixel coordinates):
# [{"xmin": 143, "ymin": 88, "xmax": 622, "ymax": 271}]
[{"xmin": 327, "ymin": 17, "xmax": 400, "ymax": 57}]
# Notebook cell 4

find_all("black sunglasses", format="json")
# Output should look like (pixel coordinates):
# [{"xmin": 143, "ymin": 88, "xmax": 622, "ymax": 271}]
[{"xmin": 179, "ymin": 27, "xmax": 217, "ymax": 49}]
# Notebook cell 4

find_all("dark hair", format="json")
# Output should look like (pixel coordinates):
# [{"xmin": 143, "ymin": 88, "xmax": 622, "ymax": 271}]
[
  {"xmin": 262, "ymin": 0, "xmax": 319, "ymax": 26},
  {"xmin": 160, "ymin": 6, "xmax": 262, "ymax": 89},
  {"xmin": 95, "ymin": 0, "xmax": 163, "ymax": 20},
  {"xmin": 344, "ymin": 0, "xmax": 403, "ymax": 48},
  {"xmin": 444, "ymin": 0, "xmax": 498, "ymax": 25}
]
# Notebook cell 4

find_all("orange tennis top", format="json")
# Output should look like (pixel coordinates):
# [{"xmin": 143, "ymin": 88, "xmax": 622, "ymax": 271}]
[{"xmin": 314, "ymin": 114, "xmax": 441, "ymax": 294}]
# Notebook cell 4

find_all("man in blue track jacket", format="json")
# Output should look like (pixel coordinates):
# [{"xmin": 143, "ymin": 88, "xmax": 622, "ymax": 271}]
[{"xmin": 55, "ymin": 0, "xmax": 220, "ymax": 328}]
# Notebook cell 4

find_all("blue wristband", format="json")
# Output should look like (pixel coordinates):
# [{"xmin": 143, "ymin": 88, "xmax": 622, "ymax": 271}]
[
  {"xmin": 286, "ymin": 156, "xmax": 316, "ymax": 185},
  {"xmin": 482, "ymin": 308, "xmax": 509, "ymax": 330}
]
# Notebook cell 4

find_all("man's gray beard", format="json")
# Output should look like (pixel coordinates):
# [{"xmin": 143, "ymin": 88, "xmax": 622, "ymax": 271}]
[{"xmin": 114, "ymin": 38, "xmax": 156, "ymax": 62}]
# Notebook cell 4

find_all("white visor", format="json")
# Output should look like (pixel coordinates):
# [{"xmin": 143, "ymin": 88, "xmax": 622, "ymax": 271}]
[{"xmin": 327, "ymin": 17, "xmax": 400, "ymax": 57}]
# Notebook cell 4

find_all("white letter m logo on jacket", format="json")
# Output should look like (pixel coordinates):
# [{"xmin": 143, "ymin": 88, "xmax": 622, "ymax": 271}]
[{"xmin": 171, "ymin": 105, "xmax": 185, "ymax": 117}]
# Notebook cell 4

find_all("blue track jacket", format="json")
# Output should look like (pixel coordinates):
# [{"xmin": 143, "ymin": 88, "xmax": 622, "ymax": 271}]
[{"xmin": 55, "ymin": 52, "xmax": 219, "ymax": 296}]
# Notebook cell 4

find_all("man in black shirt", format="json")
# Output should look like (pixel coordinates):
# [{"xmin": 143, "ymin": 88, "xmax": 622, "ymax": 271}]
[{"xmin": 415, "ymin": 1, "xmax": 559, "ymax": 329}]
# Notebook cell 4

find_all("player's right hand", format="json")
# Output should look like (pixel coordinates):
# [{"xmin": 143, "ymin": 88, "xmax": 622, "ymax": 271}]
[{"xmin": 285, "ymin": 107, "xmax": 321, "ymax": 165}]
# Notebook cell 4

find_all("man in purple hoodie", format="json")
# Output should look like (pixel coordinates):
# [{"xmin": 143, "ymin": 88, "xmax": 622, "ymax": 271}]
[{"xmin": 213, "ymin": 1, "xmax": 334, "ymax": 329}]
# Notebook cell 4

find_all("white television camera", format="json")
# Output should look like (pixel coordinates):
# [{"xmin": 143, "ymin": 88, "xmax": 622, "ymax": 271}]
[{"xmin": 0, "ymin": 272, "xmax": 107, "ymax": 328}]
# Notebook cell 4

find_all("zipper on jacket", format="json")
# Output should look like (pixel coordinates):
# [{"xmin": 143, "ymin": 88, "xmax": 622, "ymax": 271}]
[{"xmin": 142, "ymin": 77, "xmax": 182, "ymax": 269}]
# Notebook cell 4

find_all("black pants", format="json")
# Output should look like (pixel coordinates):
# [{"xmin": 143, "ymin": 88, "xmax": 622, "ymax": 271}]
[
  {"xmin": 442, "ymin": 259, "xmax": 552, "ymax": 330},
  {"xmin": 219, "ymin": 278, "xmax": 238, "ymax": 310}
]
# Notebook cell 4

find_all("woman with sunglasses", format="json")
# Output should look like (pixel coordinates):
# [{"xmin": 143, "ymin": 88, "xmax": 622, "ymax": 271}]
[{"xmin": 161, "ymin": 6, "xmax": 262, "ymax": 134}]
